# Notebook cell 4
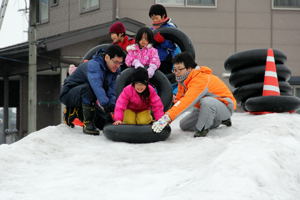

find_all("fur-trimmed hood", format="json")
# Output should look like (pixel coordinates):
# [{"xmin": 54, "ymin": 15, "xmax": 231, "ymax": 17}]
[{"xmin": 126, "ymin": 43, "xmax": 153, "ymax": 52}]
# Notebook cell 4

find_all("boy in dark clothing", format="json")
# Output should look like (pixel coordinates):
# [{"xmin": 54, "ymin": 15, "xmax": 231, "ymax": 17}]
[
  {"xmin": 60, "ymin": 45, "xmax": 126, "ymax": 135},
  {"xmin": 149, "ymin": 4, "xmax": 180, "ymax": 75}
]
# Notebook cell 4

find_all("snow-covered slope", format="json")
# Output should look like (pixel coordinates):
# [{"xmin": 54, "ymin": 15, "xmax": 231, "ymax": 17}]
[{"xmin": 1, "ymin": 112, "xmax": 300, "ymax": 200}]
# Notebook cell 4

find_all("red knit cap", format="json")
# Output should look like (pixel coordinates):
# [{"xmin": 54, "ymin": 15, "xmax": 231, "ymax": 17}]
[{"xmin": 109, "ymin": 22, "xmax": 126, "ymax": 34}]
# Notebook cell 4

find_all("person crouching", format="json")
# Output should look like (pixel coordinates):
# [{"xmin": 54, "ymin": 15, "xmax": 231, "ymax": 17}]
[{"xmin": 113, "ymin": 67, "xmax": 164, "ymax": 125}]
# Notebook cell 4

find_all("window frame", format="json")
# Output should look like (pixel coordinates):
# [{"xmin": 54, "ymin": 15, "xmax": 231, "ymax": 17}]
[
  {"xmin": 155, "ymin": 0, "xmax": 217, "ymax": 8},
  {"xmin": 272, "ymin": 0, "xmax": 300, "ymax": 10},
  {"xmin": 37, "ymin": 0, "xmax": 49, "ymax": 24},
  {"xmin": 80, "ymin": 0, "xmax": 100, "ymax": 14}
]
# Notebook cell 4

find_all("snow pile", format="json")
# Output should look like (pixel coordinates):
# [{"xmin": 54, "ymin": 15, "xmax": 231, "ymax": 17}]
[{"xmin": 1, "ymin": 112, "xmax": 300, "ymax": 200}]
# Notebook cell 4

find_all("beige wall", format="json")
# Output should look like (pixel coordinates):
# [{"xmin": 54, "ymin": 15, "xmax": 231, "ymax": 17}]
[
  {"xmin": 37, "ymin": 0, "xmax": 114, "ymax": 39},
  {"xmin": 119, "ymin": 0, "xmax": 300, "ymax": 77},
  {"xmin": 36, "ymin": 0, "xmax": 300, "ymax": 77}
]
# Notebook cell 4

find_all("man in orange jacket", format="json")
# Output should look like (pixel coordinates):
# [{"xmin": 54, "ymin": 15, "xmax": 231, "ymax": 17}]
[{"xmin": 152, "ymin": 52, "xmax": 236, "ymax": 137}]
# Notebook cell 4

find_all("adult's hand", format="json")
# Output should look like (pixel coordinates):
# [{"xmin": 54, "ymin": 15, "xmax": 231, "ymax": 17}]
[
  {"xmin": 152, "ymin": 114, "xmax": 171, "ymax": 133},
  {"xmin": 103, "ymin": 104, "xmax": 115, "ymax": 113}
]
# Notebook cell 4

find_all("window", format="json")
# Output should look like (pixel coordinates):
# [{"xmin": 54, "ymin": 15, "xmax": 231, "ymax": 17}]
[
  {"xmin": 273, "ymin": 0, "xmax": 300, "ymax": 9},
  {"xmin": 156, "ymin": 0, "xmax": 216, "ymax": 7},
  {"xmin": 37, "ymin": 0, "xmax": 49, "ymax": 24},
  {"xmin": 51, "ymin": 0, "xmax": 59, "ymax": 7},
  {"xmin": 80, "ymin": 0, "xmax": 100, "ymax": 13},
  {"xmin": 0, "ymin": 107, "xmax": 18, "ymax": 144}
]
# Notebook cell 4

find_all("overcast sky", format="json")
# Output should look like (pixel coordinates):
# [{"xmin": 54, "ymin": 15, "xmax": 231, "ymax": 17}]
[{"xmin": 0, "ymin": 0, "xmax": 28, "ymax": 48}]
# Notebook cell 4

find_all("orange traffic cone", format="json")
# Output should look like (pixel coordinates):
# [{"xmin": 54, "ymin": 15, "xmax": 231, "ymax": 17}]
[
  {"xmin": 249, "ymin": 48, "xmax": 280, "ymax": 115},
  {"xmin": 262, "ymin": 48, "xmax": 280, "ymax": 96}
]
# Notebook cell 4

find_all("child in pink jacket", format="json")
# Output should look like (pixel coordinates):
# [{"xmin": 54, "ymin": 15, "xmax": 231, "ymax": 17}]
[
  {"xmin": 113, "ymin": 68, "xmax": 164, "ymax": 125},
  {"xmin": 125, "ymin": 27, "xmax": 160, "ymax": 78}
]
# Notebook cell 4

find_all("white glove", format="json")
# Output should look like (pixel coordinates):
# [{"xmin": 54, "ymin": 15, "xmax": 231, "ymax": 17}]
[
  {"xmin": 147, "ymin": 64, "xmax": 157, "ymax": 78},
  {"xmin": 132, "ymin": 59, "xmax": 144, "ymax": 69},
  {"xmin": 152, "ymin": 114, "xmax": 171, "ymax": 133}
]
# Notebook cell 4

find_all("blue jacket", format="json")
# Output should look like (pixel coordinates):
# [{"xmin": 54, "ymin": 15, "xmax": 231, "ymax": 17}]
[
  {"xmin": 60, "ymin": 55, "xmax": 119, "ymax": 107},
  {"xmin": 87, "ymin": 55, "xmax": 119, "ymax": 106},
  {"xmin": 154, "ymin": 18, "xmax": 180, "ymax": 61}
]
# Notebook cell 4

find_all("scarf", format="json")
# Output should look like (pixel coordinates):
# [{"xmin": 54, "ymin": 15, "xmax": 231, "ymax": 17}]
[
  {"xmin": 152, "ymin": 17, "xmax": 170, "ymax": 29},
  {"xmin": 176, "ymin": 71, "xmax": 190, "ymax": 83}
]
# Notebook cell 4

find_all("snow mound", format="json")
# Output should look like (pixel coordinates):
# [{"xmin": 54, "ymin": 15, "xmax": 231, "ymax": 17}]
[{"xmin": 1, "ymin": 113, "xmax": 300, "ymax": 200}]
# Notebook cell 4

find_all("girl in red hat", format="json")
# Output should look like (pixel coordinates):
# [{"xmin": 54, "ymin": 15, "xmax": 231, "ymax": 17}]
[{"xmin": 109, "ymin": 21, "xmax": 135, "ymax": 52}]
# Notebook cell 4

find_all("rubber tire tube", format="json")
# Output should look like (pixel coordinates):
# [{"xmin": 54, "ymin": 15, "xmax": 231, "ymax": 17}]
[
  {"xmin": 233, "ymin": 81, "xmax": 292, "ymax": 102},
  {"xmin": 245, "ymin": 96, "xmax": 300, "ymax": 112},
  {"xmin": 229, "ymin": 64, "xmax": 291, "ymax": 88},
  {"xmin": 224, "ymin": 48, "xmax": 287, "ymax": 72},
  {"xmin": 153, "ymin": 27, "xmax": 195, "ymax": 59},
  {"xmin": 103, "ymin": 124, "xmax": 171, "ymax": 143}
]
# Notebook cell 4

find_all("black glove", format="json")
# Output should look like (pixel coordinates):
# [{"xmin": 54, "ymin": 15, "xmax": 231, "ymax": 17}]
[
  {"xmin": 63, "ymin": 107, "xmax": 80, "ymax": 128},
  {"xmin": 103, "ymin": 104, "xmax": 115, "ymax": 113},
  {"xmin": 94, "ymin": 106, "xmax": 114, "ymax": 130}
]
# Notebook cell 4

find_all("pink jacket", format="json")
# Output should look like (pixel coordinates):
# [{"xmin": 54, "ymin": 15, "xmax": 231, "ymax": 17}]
[
  {"xmin": 125, "ymin": 44, "xmax": 160, "ymax": 69},
  {"xmin": 114, "ymin": 84, "xmax": 164, "ymax": 121}
]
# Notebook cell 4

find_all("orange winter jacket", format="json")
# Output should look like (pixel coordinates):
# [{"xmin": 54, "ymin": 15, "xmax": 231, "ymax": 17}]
[{"xmin": 167, "ymin": 66, "xmax": 236, "ymax": 121}]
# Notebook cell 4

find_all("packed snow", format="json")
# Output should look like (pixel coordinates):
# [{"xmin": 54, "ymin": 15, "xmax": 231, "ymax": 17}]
[{"xmin": 1, "ymin": 112, "xmax": 300, "ymax": 200}]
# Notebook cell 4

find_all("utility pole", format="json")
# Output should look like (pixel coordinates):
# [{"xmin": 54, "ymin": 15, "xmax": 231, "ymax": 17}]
[
  {"xmin": 0, "ymin": 0, "xmax": 9, "ymax": 30},
  {"xmin": 28, "ymin": 0, "xmax": 37, "ymax": 133},
  {"xmin": 0, "ymin": 0, "xmax": 9, "ymax": 144}
]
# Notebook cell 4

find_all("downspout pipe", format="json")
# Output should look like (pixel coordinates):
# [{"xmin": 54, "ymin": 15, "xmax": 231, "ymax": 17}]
[{"xmin": 114, "ymin": 0, "xmax": 119, "ymax": 20}]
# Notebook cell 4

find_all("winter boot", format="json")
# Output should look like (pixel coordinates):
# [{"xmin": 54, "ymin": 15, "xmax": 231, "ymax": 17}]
[
  {"xmin": 194, "ymin": 128, "xmax": 209, "ymax": 137},
  {"xmin": 82, "ymin": 104, "xmax": 99, "ymax": 135},
  {"xmin": 221, "ymin": 118, "xmax": 232, "ymax": 127}
]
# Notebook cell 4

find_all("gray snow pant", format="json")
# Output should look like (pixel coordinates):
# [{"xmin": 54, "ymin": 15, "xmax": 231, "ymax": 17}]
[{"xmin": 179, "ymin": 97, "xmax": 234, "ymax": 132}]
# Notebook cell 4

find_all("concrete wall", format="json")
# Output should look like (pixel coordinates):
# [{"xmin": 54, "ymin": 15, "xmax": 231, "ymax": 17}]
[
  {"xmin": 37, "ymin": 75, "xmax": 61, "ymax": 129},
  {"xmin": 35, "ymin": 0, "xmax": 300, "ymax": 76},
  {"xmin": 18, "ymin": 75, "xmax": 61, "ymax": 137},
  {"xmin": 273, "ymin": 10, "xmax": 300, "ymax": 75},
  {"xmin": 60, "ymin": 37, "xmax": 110, "ymax": 64},
  {"xmin": 118, "ymin": 0, "xmax": 300, "ymax": 77},
  {"xmin": 37, "ymin": 0, "xmax": 114, "ymax": 39}
]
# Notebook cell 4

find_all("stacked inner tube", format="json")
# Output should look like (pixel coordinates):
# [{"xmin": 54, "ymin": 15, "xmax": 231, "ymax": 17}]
[
  {"xmin": 153, "ymin": 27, "xmax": 195, "ymax": 60},
  {"xmin": 103, "ymin": 68, "xmax": 173, "ymax": 143},
  {"xmin": 224, "ymin": 48, "xmax": 300, "ymax": 112},
  {"xmin": 82, "ymin": 43, "xmax": 128, "ymax": 71},
  {"xmin": 82, "ymin": 43, "xmax": 111, "ymax": 61}
]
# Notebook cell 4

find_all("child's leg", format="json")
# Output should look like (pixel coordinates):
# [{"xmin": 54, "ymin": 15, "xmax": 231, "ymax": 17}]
[
  {"xmin": 123, "ymin": 109, "xmax": 137, "ymax": 124},
  {"xmin": 136, "ymin": 110, "xmax": 153, "ymax": 125}
]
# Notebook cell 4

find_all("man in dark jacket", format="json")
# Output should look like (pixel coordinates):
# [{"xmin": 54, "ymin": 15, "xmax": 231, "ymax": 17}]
[{"xmin": 60, "ymin": 44, "xmax": 125, "ymax": 135}]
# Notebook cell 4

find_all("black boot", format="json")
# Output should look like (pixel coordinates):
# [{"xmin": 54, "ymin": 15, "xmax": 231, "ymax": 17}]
[
  {"xmin": 194, "ymin": 128, "xmax": 209, "ymax": 137},
  {"xmin": 82, "ymin": 104, "xmax": 99, "ymax": 135},
  {"xmin": 222, "ymin": 119, "xmax": 232, "ymax": 127}
]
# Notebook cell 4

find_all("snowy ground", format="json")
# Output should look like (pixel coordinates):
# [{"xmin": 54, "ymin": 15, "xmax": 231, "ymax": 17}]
[{"xmin": 1, "ymin": 112, "xmax": 300, "ymax": 200}]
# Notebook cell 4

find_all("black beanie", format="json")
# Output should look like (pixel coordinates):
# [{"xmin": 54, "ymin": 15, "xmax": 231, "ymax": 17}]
[{"xmin": 132, "ymin": 67, "xmax": 149, "ymax": 85}]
